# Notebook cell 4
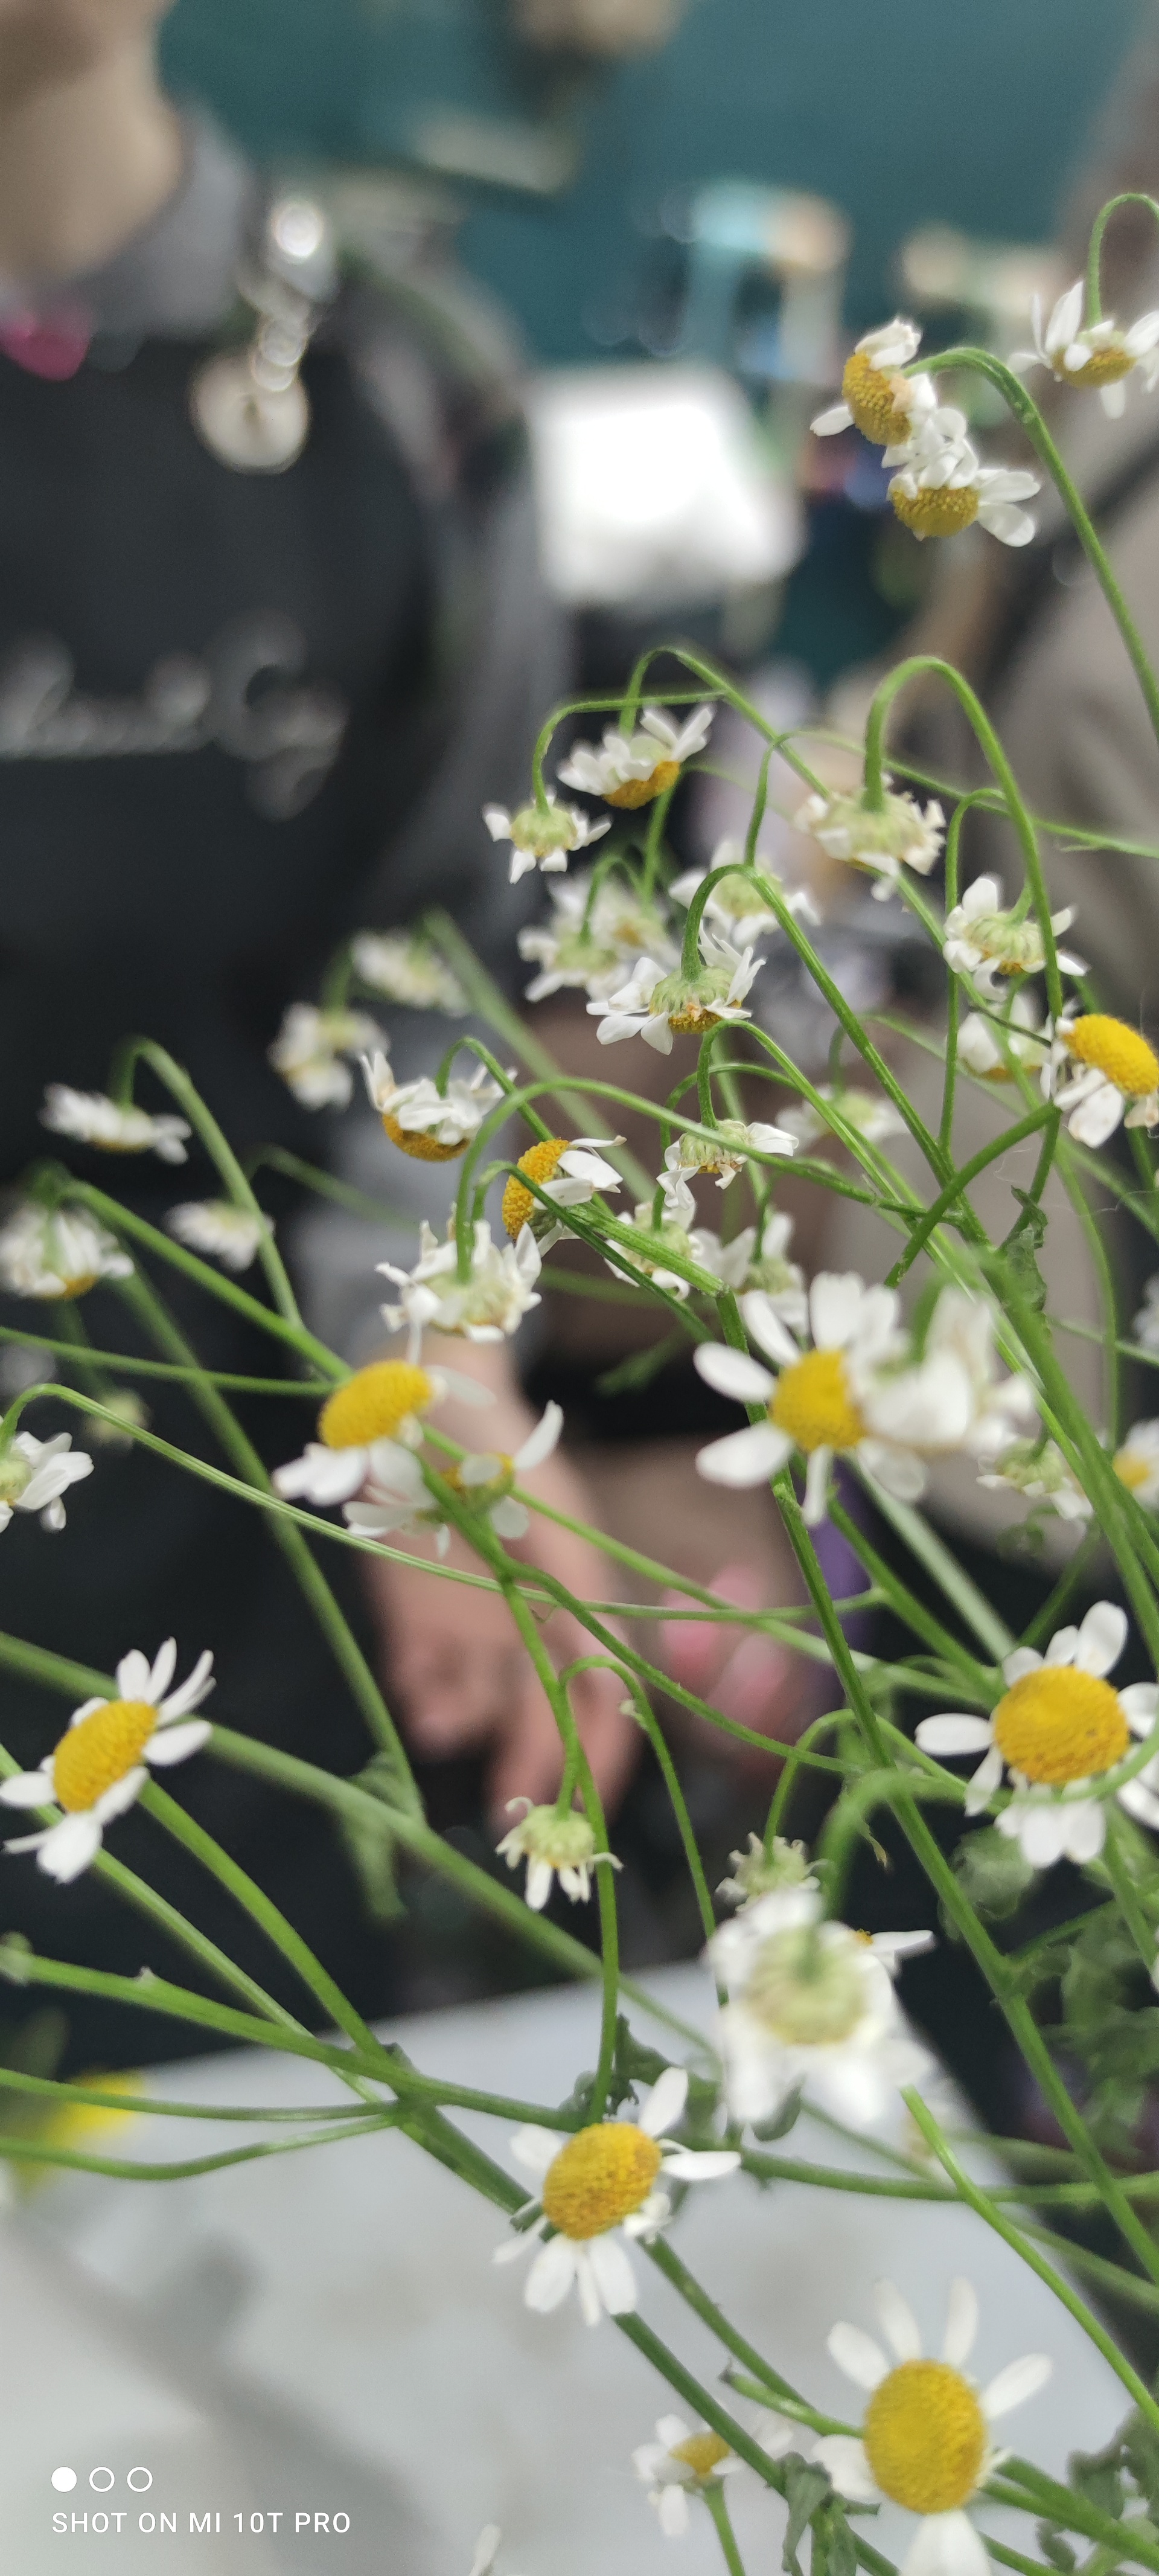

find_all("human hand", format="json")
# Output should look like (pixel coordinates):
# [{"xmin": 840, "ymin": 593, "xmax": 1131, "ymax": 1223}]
[{"xmin": 0, "ymin": 1, "xmax": 171, "ymax": 103}]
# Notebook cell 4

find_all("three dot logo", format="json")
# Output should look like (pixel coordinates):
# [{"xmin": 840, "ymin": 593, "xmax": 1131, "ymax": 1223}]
[{"xmin": 51, "ymin": 2466, "xmax": 152, "ymax": 2491}]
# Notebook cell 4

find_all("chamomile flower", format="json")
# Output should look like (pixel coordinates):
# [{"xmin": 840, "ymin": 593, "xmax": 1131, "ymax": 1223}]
[
  {"xmin": 916, "ymin": 1603, "xmax": 1159, "ymax": 1865},
  {"xmin": 165, "ymin": 1200, "xmax": 270, "ymax": 1272},
  {"xmin": 273, "ymin": 1355, "xmax": 494, "ymax": 1508},
  {"xmin": 484, "ymin": 792, "xmax": 610, "ymax": 883},
  {"xmin": 811, "ymin": 319, "xmax": 933, "ymax": 443},
  {"xmin": 268, "ymin": 1004, "xmax": 383, "ymax": 1110},
  {"xmin": 797, "ymin": 783, "xmax": 944, "ymax": 900},
  {"xmin": 1135, "ymin": 1276, "xmax": 1159, "ymax": 1353},
  {"xmin": 688, "ymin": 1207, "xmax": 808, "ymax": 1325},
  {"xmin": 781, "ymin": 1089, "xmax": 905, "ymax": 1151},
  {"xmin": 942, "ymin": 875, "xmax": 1085, "ymax": 1001},
  {"xmin": 378, "ymin": 1218, "xmax": 542, "ymax": 1346},
  {"xmin": 708, "ymin": 1886, "xmax": 933, "ymax": 2129},
  {"xmin": 500, "ymin": 1137, "xmax": 624, "ymax": 1249},
  {"xmin": 558, "ymin": 705, "xmax": 714, "ymax": 810},
  {"xmin": 1114, "ymin": 1419, "xmax": 1159, "ymax": 1508},
  {"xmin": 0, "ymin": 1432, "xmax": 92, "ymax": 1534},
  {"xmin": 604, "ymin": 1173, "xmax": 707, "ymax": 1300},
  {"xmin": 976, "ymin": 1437, "xmax": 1092, "ymax": 1523},
  {"xmin": 814, "ymin": 2278, "xmax": 1050, "ymax": 2576},
  {"xmin": 517, "ymin": 868, "xmax": 677, "ymax": 1004},
  {"xmin": 0, "ymin": 1641, "xmax": 214, "ymax": 1883},
  {"xmin": 0, "ymin": 1203, "xmax": 132, "ymax": 1301},
  {"xmin": 717, "ymin": 1831, "xmax": 817, "ymax": 1912},
  {"xmin": 1011, "ymin": 278, "xmax": 1159, "ymax": 418},
  {"xmin": 493, "ymin": 2067, "xmax": 739, "ymax": 2325},
  {"xmin": 345, "ymin": 1401, "xmax": 564, "ymax": 1554},
  {"xmin": 591, "ymin": 929, "xmax": 763, "ymax": 1055},
  {"xmin": 1047, "ymin": 1012, "xmax": 1159, "ymax": 1146},
  {"xmin": 633, "ymin": 2417, "xmax": 744, "ymax": 2537},
  {"xmin": 40, "ymin": 1087, "xmax": 190, "ymax": 1164},
  {"xmin": 360, "ymin": 1049, "xmax": 505, "ymax": 1161},
  {"xmin": 887, "ymin": 413, "xmax": 1039, "ymax": 547},
  {"xmin": 496, "ymin": 1796, "xmax": 622, "ymax": 1911},
  {"xmin": 669, "ymin": 845, "xmax": 821, "ymax": 947},
  {"xmin": 350, "ymin": 929, "xmax": 466, "ymax": 1013},
  {"xmin": 956, "ymin": 996, "xmax": 1050, "ymax": 1083},
  {"xmin": 664, "ymin": 1116, "xmax": 797, "ymax": 1190}
]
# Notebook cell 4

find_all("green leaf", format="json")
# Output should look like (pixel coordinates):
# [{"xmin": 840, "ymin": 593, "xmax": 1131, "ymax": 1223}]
[
  {"xmin": 944, "ymin": 1825, "xmax": 1034, "ymax": 1932},
  {"xmin": 1035, "ymin": 2523, "xmax": 1076, "ymax": 2570},
  {"xmin": 783, "ymin": 2457, "xmax": 832, "ymax": 2576}
]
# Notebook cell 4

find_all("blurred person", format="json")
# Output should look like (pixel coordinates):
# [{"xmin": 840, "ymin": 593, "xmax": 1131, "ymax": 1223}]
[{"xmin": 0, "ymin": 0, "xmax": 643, "ymax": 2051}]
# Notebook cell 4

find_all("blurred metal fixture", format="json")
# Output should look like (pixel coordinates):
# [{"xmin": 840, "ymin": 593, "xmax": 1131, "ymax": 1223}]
[
  {"xmin": 898, "ymin": 224, "xmax": 1070, "ymax": 363},
  {"xmin": 510, "ymin": 0, "xmax": 686, "ymax": 56},
  {"xmin": 190, "ymin": 194, "xmax": 338, "ymax": 473},
  {"xmin": 676, "ymin": 182, "xmax": 850, "ymax": 387},
  {"xmin": 523, "ymin": 360, "xmax": 803, "ymax": 610}
]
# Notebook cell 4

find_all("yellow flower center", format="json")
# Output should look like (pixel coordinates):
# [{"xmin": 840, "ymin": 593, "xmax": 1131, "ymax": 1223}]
[
  {"xmin": 890, "ymin": 481, "xmax": 980, "ymax": 540},
  {"xmin": 59, "ymin": 1272, "xmax": 100, "ymax": 1300},
  {"xmin": 1069, "ymin": 345, "xmax": 1134, "ymax": 388},
  {"xmin": 863, "ymin": 2361, "xmax": 987, "ymax": 2514},
  {"xmin": 1065, "ymin": 1014, "xmax": 1159, "ymax": 1098},
  {"xmin": 318, "ymin": 1361, "xmax": 433, "ymax": 1450},
  {"xmin": 666, "ymin": 1004, "xmax": 724, "ymax": 1034},
  {"xmin": 671, "ymin": 2433, "xmax": 732, "ymax": 2478},
  {"xmin": 540, "ymin": 2121, "xmax": 662, "ymax": 2239},
  {"xmin": 381, "ymin": 1112, "xmax": 466, "ymax": 1164},
  {"xmin": 840, "ymin": 350, "xmax": 915, "ymax": 445},
  {"xmin": 771, "ymin": 1349, "xmax": 865, "ymax": 1453},
  {"xmin": 993, "ymin": 1666, "xmax": 1129, "ymax": 1784},
  {"xmin": 53, "ymin": 1700, "xmax": 157, "ymax": 1813},
  {"xmin": 502, "ymin": 1139, "xmax": 568, "ymax": 1240},
  {"xmin": 605, "ymin": 758, "xmax": 681, "ymax": 810},
  {"xmin": 1115, "ymin": 1445, "xmax": 1155, "ymax": 1493}
]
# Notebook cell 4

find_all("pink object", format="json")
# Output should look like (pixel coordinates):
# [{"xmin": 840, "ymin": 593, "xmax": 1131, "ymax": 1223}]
[{"xmin": 0, "ymin": 307, "xmax": 92, "ymax": 380}]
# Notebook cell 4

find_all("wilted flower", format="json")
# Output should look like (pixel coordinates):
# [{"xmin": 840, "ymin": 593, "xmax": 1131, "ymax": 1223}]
[
  {"xmin": 268, "ymin": 1004, "xmax": 383, "ymax": 1110},
  {"xmin": 717, "ymin": 1831, "xmax": 817, "ymax": 1912},
  {"xmin": 496, "ymin": 1796, "xmax": 622, "ymax": 1911},
  {"xmin": 797, "ymin": 783, "xmax": 943, "ymax": 900},
  {"xmin": 379, "ymin": 1218, "xmax": 542, "ymax": 1347},
  {"xmin": 887, "ymin": 412, "xmax": 1039, "ymax": 546},
  {"xmin": 669, "ymin": 845, "xmax": 820, "ymax": 946},
  {"xmin": 977, "ymin": 1436, "xmax": 1091, "ymax": 1523},
  {"xmin": 0, "ymin": 1203, "xmax": 132, "ymax": 1301},
  {"xmin": 686, "ymin": 1207, "xmax": 809, "ymax": 1326},
  {"xmin": 484, "ymin": 792, "xmax": 610, "ymax": 883},
  {"xmin": 957, "ymin": 995, "xmax": 1050, "ymax": 1082},
  {"xmin": 558, "ymin": 705, "xmax": 714, "ymax": 810},
  {"xmin": 165, "ymin": 1200, "xmax": 270, "ymax": 1272},
  {"xmin": 1047, "ymin": 1012, "xmax": 1159, "ymax": 1147},
  {"xmin": 273, "ymin": 1355, "xmax": 494, "ymax": 1508},
  {"xmin": 350, "ymin": 930, "xmax": 465, "ymax": 1013},
  {"xmin": 1011, "ymin": 278, "xmax": 1159, "ymax": 418},
  {"xmin": 40, "ymin": 1087, "xmax": 190, "ymax": 1164},
  {"xmin": 591, "ymin": 928, "xmax": 762, "ymax": 1054},
  {"xmin": 517, "ymin": 868, "xmax": 677, "ymax": 1004},
  {"xmin": 345, "ymin": 1401, "xmax": 564, "ymax": 1553},
  {"xmin": 604, "ymin": 1173, "xmax": 713, "ymax": 1300},
  {"xmin": 942, "ymin": 875, "xmax": 1085, "ymax": 999},
  {"xmin": 0, "ymin": 1640, "xmax": 214, "ymax": 1883},
  {"xmin": 707, "ymin": 1883, "xmax": 933, "ymax": 2127},
  {"xmin": 664, "ymin": 1115, "xmax": 796, "ymax": 1190},
  {"xmin": 780, "ymin": 1088, "xmax": 905, "ymax": 1150},
  {"xmin": 811, "ymin": 318, "xmax": 933, "ymax": 444},
  {"xmin": 500, "ymin": 1136, "xmax": 623, "ymax": 1249},
  {"xmin": 0, "ymin": 1432, "xmax": 92, "ymax": 1534},
  {"xmin": 360, "ymin": 1049, "xmax": 505, "ymax": 1160}
]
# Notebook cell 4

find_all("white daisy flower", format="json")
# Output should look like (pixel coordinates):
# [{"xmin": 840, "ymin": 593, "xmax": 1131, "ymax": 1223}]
[
  {"xmin": 797, "ymin": 783, "xmax": 944, "ymax": 901},
  {"xmin": 916, "ymin": 1602, "xmax": 1159, "ymax": 1866},
  {"xmin": 814, "ymin": 2277, "xmax": 1050, "ymax": 2576},
  {"xmin": 590, "ymin": 928, "xmax": 763, "ymax": 1056},
  {"xmin": 499, "ymin": 1136, "xmax": 624, "ymax": 1251},
  {"xmin": 517, "ymin": 869, "xmax": 677, "ymax": 1005},
  {"xmin": 1114, "ymin": 1418, "xmax": 1159, "ymax": 1510},
  {"xmin": 0, "ymin": 1203, "xmax": 133, "ymax": 1301},
  {"xmin": 1135, "ymin": 1277, "xmax": 1159, "ymax": 1354},
  {"xmin": 685, "ymin": 1207, "xmax": 808, "ymax": 1324},
  {"xmin": 40, "ymin": 1087, "xmax": 190, "ymax": 1165},
  {"xmin": 942, "ymin": 875, "xmax": 1085, "ymax": 1002},
  {"xmin": 496, "ymin": 1793, "xmax": 622, "ymax": 1912},
  {"xmin": 267, "ymin": 1004, "xmax": 384, "ymax": 1110},
  {"xmin": 360, "ymin": 1049, "xmax": 506, "ymax": 1162},
  {"xmin": 669, "ymin": 845, "xmax": 821, "ymax": 947},
  {"xmin": 0, "ymin": 1431, "xmax": 93, "ymax": 1534},
  {"xmin": 345, "ymin": 1400, "xmax": 564, "ymax": 1554},
  {"xmin": 484, "ymin": 791, "xmax": 610, "ymax": 884},
  {"xmin": 976, "ymin": 1437, "xmax": 1092, "ymax": 1523},
  {"xmin": 0, "ymin": 1640, "xmax": 214, "ymax": 1883},
  {"xmin": 493, "ymin": 2067, "xmax": 739, "ymax": 2326},
  {"xmin": 602, "ymin": 1172, "xmax": 709, "ymax": 1301},
  {"xmin": 811, "ymin": 319, "xmax": 934, "ymax": 444},
  {"xmin": 887, "ymin": 412, "xmax": 1039, "ymax": 547},
  {"xmin": 632, "ymin": 2415, "xmax": 743, "ymax": 2538},
  {"xmin": 378, "ymin": 1217, "xmax": 542, "ymax": 1347},
  {"xmin": 708, "ymin": 1885, "xmax": 933, "ymax": 2129},
  {"xmin": 781, "ymin": 1088, "xmax": 906, "ymax": 1151},
  {"xmin": 274, "ymin": 1354, "xmax": 494, "ymax": 1508},
  {"xmin": 1011, "ymin": 277, "xmax": 1159, "ymax": 418},
  {"xmin": 664, "ymin": 1115, "xmax": 796, "ymax": 1190},
  {"xmin": 558, "ymin": 705, "xmax": 714, "ymax": 811},
  {"xmin": 351, "ymin": 930, "xmax": 465, "ymax": 1014},
  {"xmin": 1046, "ymin": 1011, "xmax": 1159, "ymax": 1147},
  {"xmin": 165, "ymin": 1200, "xmax": 270, "ymax": 1272},
  {"xmin": 956, "ymin": 995, "xmax": 1050, "ymax": 1083},
  {"xmin": 717, "ymin": 1831, "xmax": 818, "ymax": 1913}
]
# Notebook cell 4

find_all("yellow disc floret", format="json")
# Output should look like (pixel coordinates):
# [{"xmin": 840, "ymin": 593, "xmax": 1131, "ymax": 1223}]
[
  {"xmin": 1071, "ymin": 345, "xmax": 1135, "ymax": 389},
  {"xmin": 381, "ymin": 1112, "xmax": 466, "ymax": 1164},
  {"xmin": 771, "ymin": 1350, "xmax": 866, "ymax": 1453},
  {"xmin": 53, "ymin": 1701, "xmax": 157, "ymax": 1813},
  {"xmin": 605, "ymin": 758, "xmax": 681, "ymax": 810},
  {"xmin": 502, "ymin": 1139, "xmax": 567, "ymax": 1240},
  {"xmin": 891, "ymin": 482, "xmax": 980, "ymax": 540},
  {"xmin": 666, "ymin": 1004, "xmax": 724, "ymax": 1034},
  {"xmin": 840, "ymin": 350, "xmax": 915, "ymax": 446},
  {"xmin": 671, "ymin": 2433, "xmax": 732, "ymax": 2478},
  {"xmin": 1116, "ymin": 1446, "xmax": 1155, "ymax": 1494},
  {"xmin": 1065, "ymin": 1015, "xmax": 1159, "ymax": 1098},
  {"xmin": 541, "ymin": 2121, "xmax": 662, "ymax": 2239},
  {"xmin": 318, "ymin": 1360, "xmax": 433, "ymax": 1451},
  {"xmin": 993, "ymin": 1667, "xmax": 1129, "ymax": 1785},
  {"xmin": 863, "ymin": 2360, "xmax": 987, "ymax": 2514}
]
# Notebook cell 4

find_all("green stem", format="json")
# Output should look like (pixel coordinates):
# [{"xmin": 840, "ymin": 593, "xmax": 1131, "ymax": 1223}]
[
  {"xmin": 703, "ymin": 2481, "xmax": 748, "ymax": 2576},
  {"xmin": 110, "ymin": 1039, "xmax": 302, "ymax": 1327}
]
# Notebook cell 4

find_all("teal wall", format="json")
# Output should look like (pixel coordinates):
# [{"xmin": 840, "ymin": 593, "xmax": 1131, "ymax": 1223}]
[{"xmin": 161, "ymin": 0, "xmax": 1149, "ymax": 362}]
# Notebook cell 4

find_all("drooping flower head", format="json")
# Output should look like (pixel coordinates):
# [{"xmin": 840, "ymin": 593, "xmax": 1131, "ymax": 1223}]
[
  {"xmin": 496, "ymin": 1796, "xmax": 622, "ymax": 1911},
  {"xmin": 484, "ymin": 792, "xmax": 610, "ymax": 883},
  {"xmin": 590, "ymin": 927, "xmax": 762, "ymax": 1056},
  {"xmin": 664, "ymin": 1115, "xmax": 797, "ymax": 1190},
  {"xmin": 669, "ymin": 845, "xmax": 821, "ymax": 947},
  {"xmin": 378, "ymin": 1218, "xmax": 542, "ymax": 1348},
  {"xmin": 0, "ymin": 1640, "xmax": 214, "ymax": 1882},
  {"xmin": 688, "ymin": 1206, "xmax": 808, "ymax": 1325},
  {"xmin": 916, "ymin": 1603, "xmax": 1159, "ymax": 1868},
  {"xmin": 942, "ymin": 875, "xmax": 1085, "ymax": 1001},
  {"xmin": 707, "ymin": 1883, "xmax": 933, "ymax": 2128},
  {"xmin": 517, "ymin": 869, "xmax": 677, "ymax": 1005},
  {"xmin": 797, "ymin": 783, "xmax": 944, "ymax": 900},
  {"xmin": 1047, "ymin": 1013, "xmax": 1159, "ymax": 1147},
  {"xmin": 781, "ymin": 1089, "xmax": 906, "ymax": 1152},
  {"xmin": 344, "ymin": 1402, "xmax": 564, "ymax": 1555},
  {"xmin": 717, "ymin": 1830, "xmax": 817, "ymax": 1912},
  {"xmin": 957, "ymin": 996, "xmax": 1050, "ymax": 1083},
  {"xmin": 500, "ymin": 1137, "xmax": 623, "ymax": 1248},
  {"xmin": 350, "ymin": 929, "xmax": 466, "ymax": 1014},
  {"xmin": 558, "ymin": 705, "xmax": 714, "ymax": 810},
  {"xmin": 976, "ymin": 1436, "xmax": 1091, "ymax": 1524},
  {"xmin": 493, "ymin": 2066, "xmax": 739, "ymax": 2325},
  {"xmin": 40, "ymin": 1087, "xmax": 190, "ymax": 1164},
  {"xmin": 360, "ymin": 1048, "xmax": 505, "ymax": 1161},
  {"xmin": 273, "ymin": 1354, "xmax": 494, "ymax": 1509},
  {"xmin": 268, "ymin": 1004, "xmax": 383, "ymax": 1110},
  {"xmin": 0, "ymin": 1431, "xmax": 93, "ymax": 1535},
  {"xmin": 1011, "ymin": 278, "xmax": 1159, "ymax": 418},
  {"xmin": 814, "ymin": 2278, "xmax": 1050, "ymax": 2576},
  {"xmin": 811, "ymin": 319, "xmax": 931, "ymax": 445},
  {"xmin": 887, "ymin": 412, "xmax": 1039, "ymax": 547},
  {"xmin": 603, "ymin": 1173, "xmax": 709, "ymax": 1301},
  {"xmin": 165, "ymin": 1200, "xmax": 270, "ymax": 1272},
  {"xmin": 0, "ymin": 1203, "xmax": 133, "ymax": 1302}
]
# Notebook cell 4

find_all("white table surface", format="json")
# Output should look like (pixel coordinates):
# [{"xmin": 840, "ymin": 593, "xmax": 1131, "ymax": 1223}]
[{"xmin": 0, "ymin": 1964, "xmax": 1134, "ymax": 2574}]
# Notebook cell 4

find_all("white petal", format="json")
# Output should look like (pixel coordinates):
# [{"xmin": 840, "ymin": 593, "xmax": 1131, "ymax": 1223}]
[
  {"xmin": 67, "ymin": 1697, "xmax": 108, "ymax": 1728},
  {"xmin": 587, "ymin": 2232, "xmax": 638, "ymax": 2315},
  {"xmin": 982, "ymin": 2353, "xmax": 1052, "ymax": 2418},
  {"xmin": 803, "ymin": 1447, "xmax": 833, "ymax": 1524},
  {"xmin": 811, "ymin": 402, "xmax": 854, "ymax": 435},
  {"xmin": 874, "ymin": 2278, "xmax": 921, "ymax": 2361},
  {"xmin": 0, "ymin": 1770, "xmax": 54, "ymax": 1809},
  {"xmin": 739, "ymin": 1292, "xmax": 800, "ymax": 1368},
  {"xmin": 828, "ymin": 2322, "xmax": 889, "ymax": 2390},
  {"xmin": 1074, "ymin": 1601, "xmax": 1127, "ymax": 1677},
  {"xmin": 524, "ymin": 2235, "xmax": 579, "ymax": 2313},
  {"xmin": 513, "ymin": 1402, "xmax": 564, "ymax": 1472},
  {"xmin": 1059, "ymin": 1799, "xmax": 1106, "ymax": 1863},
  {"xmin": 964, "ymin": 1743, "xmax": 1005, "ymax": 1815},
  {"xmin": 146, "ymin": 1717, "xmax": 211, "ymax": 1767},
  {"xmin": 942, "ymin": 2278, "xmax": 979, "ymax": 2367},
  {"xmin": 1120, "ymin": 1683, "xmax": 1159, "ymax": 1728},
  {"xmin": 662, "ymin": 2147, "xmax": 741, "ymax": 2180},
  {"xmin": 92, "ymin": 1764, "xmax": 148, "ymax": 1824},
  {"xmin": 639, "ymin": 1017, "xmax": 675, "ymax": 1055},
  {"xmin": 1011, "ymin": 1801, "xmax": 1071, "ymax": 1870},
  {"xmin": 490, "ymin": 1498, "xmax": 529, "ymax": 1540},
  {"xmin": 916, "ymin": 1716, "xmax": 994, "ymax": 1757},
  {"xmin": 1068, "ymin": 1083, "xmax": 1125, "ymax": 1147},
  {"xmin": 903, "ymin": 2511, "xmax": 989, "ymax": 2576},
  {"xmin": 860, "ymin": 1440, "xmax": 927, "ymax": 1503},
  {"xmin": 658, "ymin": 2485, "xmax": 691, "ymax": 2537},
  {"xmin": 115, "ymin": 1649, "xmax": 152, "ymax": 1699},
  {"xmin": 1044, "ymin": 1625, "xmax": 1079, "ymax": 1667},
  {"xmin": 511, "ymin": 2124, "xmax": 562, "ymax": 2175},
  {"xmin": 655, "ymin": 2416, "xmax": 692, "ymax": 2450},
  {"xmin": 1001, "ymin": 1647, "xmax": 1043, "ymax": 1684},
  {"xmin": 160, "ymin": 1649, "xmax": 216, "ymax": 1720},
  {"xmin": 809, "ymin": 1272, "xmax": 866, "ymax": 1351},
  {"xmin": 643, "ymin": 2066, "xmax": 689, "ymax": 2136},
  {"xmin": 37, "ymin": 1812, "xmax": 103, "ymax": 1881},
  {"xmin": 812, "ymin": 2437, "xmax": 880, "ymax": 2504},
  {"xmin": 697, "ymin": 1422, "xmax": 792, "ymax": 1486},
  {"xmin": 148, "ymin": 1637, "xmax": 178, "ymax": 1700},
  {"xmin": 694, "ymin": 1344, "xmax": 775, "ymax": 1404},
  {"xmin": 468, "ymin": 2529, "xmax": 502, "ymax": 2576}
]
